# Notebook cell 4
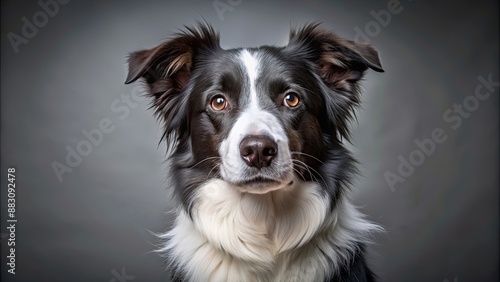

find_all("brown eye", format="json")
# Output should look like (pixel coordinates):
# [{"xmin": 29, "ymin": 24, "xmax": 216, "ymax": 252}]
[
  {"xmin": 284, "ymin": 93, "xmax": 300, "ymax": 108},
  {"xmin": 210, "ymin": 96, "xmax": 227, "ymax": 111}
]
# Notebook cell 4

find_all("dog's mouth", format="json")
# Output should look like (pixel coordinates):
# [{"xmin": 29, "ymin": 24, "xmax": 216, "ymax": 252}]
[{"xmin": 233, "ymin": 176, "xmax": 294, "ymax": 194}]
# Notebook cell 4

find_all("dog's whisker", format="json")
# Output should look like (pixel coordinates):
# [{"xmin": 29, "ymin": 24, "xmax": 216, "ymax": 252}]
[
  {"xmin": 292, "ymin": 161, "xmax": 316, "ymax": 182},
  {"xmin": 291, "ymin": 151, "xmax": 325, "ymax": 164},
  {"xmin": 191, "ymin": 157, "xmax": 221, "ymax": 169},
  {"xmin": 291, "ymin": 167, "xmax": 306, "ymax": 182},
  {"xmin": 293, "ymin": 159, "xmax": 328, "ymax": 187},
  {"xmin": 206, "ymin": 166, "xmax": 217, "ymax": 180},
  {"xmin": 206, "ymin": 164, "xmax": 222, "ymax": 180}
]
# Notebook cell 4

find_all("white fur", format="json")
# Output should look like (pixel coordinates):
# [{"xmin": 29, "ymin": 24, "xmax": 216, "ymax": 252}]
[
  {"xmin": 218, "ymin": 50, "xmax": 293, "ymax": 194},
  {"xmin": 159, "ymin": 178, "xmax": 381, "ymax": 281},
  {"xmin": 240, "ymin": 49, "xmax": 259, "ymax": 111},
  {"xmin": 218, "ymin": 108, "xmax": 292, "ymax": 193}
]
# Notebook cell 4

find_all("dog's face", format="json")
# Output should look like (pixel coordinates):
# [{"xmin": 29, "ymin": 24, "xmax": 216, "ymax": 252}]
[{"xmin": 126, "ymin": 23, "xmax": 383, "ymax": 196}]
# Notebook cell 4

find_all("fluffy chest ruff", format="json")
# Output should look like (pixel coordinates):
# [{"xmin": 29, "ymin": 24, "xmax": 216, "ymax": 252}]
[{"xmin": 159, "ymin": 179, "xmax": 379, "ymax": 282}]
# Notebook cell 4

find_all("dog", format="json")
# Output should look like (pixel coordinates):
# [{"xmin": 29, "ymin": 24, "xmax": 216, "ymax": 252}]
[{"xmin": 125, "ymin": 22, "xmax": 384, "ymax": 282}]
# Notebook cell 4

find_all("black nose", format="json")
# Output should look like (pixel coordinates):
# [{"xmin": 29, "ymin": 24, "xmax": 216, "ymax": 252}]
[{"xmin": 239, "ymin": 135, "xmax": 278, "ymax": 169}]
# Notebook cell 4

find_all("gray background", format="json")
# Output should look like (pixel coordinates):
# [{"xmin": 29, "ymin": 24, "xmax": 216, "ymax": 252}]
[{"xmin": 1, "ymin": 0, "xmax": 498, "ymax": 281}]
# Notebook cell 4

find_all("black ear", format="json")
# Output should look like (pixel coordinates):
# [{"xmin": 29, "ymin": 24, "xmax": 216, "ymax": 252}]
[
  {"xmin": 287, "ymin": 23, "xmax": 384, "ymax": 140},
  {"xmin": 288, "ymin": 23, "xmax": 383, "ymax": 92},
  {"xmin": 125, "ymin": 23, "xmax": 220, "ymax": 140}
]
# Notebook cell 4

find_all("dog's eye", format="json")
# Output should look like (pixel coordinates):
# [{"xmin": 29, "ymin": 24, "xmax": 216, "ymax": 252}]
[
  {"xmin": 284, "ymin": 93, "xmax": 300, "ymax": 108},
  {"xmin": 210, "ymin": 95, "xmax": 228, "ymax": 111}
]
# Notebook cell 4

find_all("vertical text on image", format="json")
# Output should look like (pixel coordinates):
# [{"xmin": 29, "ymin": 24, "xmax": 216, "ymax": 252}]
[{"xmin": 6, "ymin": 167, "xmax": 17, "ymax": 275}]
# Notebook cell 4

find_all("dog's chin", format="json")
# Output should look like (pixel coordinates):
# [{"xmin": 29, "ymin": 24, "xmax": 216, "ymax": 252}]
[{"xmin": 232, "ymin": 177, "xmax": 294, "ymax": 194}]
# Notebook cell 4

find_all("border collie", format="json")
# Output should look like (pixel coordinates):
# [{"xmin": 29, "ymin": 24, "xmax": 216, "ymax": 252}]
[{"xmin": 125, "ymin": 22, "xmax": 384, "ymax": 282}]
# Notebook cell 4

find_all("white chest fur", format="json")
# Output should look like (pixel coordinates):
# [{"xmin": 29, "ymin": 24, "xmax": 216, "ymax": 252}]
[{"xmin": 159, "ymin": 179, "xmax": 379, "ymax": 282}]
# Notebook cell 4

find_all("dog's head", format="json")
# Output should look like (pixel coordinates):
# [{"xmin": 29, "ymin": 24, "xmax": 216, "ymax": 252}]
[{"xmin": 126, "ymin": 23, "xmax": 383, "ymax": 198}]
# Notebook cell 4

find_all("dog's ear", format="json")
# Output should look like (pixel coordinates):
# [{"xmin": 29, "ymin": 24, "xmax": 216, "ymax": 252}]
[
  {"xmin": 288, "ymin": 23, "xmax": 384, "ymax": 93},
  {"xmin": 287, "ymin": 23, "xmax": 384, "ymax": 140},
  {"xmin": 125, "ymin": 23, "xmax": 220, "ymax": 140}
]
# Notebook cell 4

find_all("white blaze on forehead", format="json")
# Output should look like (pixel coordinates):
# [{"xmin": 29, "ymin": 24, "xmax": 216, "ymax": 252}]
[
  {"xmin": 217, "ymin": 49, "xmax": 292, "ymax": 189},
  {"xmin": 239, "ymin": 49, "xmax": 260, "ymax": 110}
]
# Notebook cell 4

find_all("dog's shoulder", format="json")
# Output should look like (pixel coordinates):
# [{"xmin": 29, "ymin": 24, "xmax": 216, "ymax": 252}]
[{"xmin": 327, "ymin": 244, "xmax": 376, "ymax": 282}]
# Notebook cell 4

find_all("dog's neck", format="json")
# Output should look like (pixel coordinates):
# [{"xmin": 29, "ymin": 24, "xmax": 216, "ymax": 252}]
[{"xmin": 160, "ymin": 179, "xmax": 378, "ymax": 281}]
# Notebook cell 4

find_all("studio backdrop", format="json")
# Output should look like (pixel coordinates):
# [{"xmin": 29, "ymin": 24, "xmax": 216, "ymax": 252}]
[{"xmin": 1, "ymin": 0, "xmax": 498, "ymax": 281}]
